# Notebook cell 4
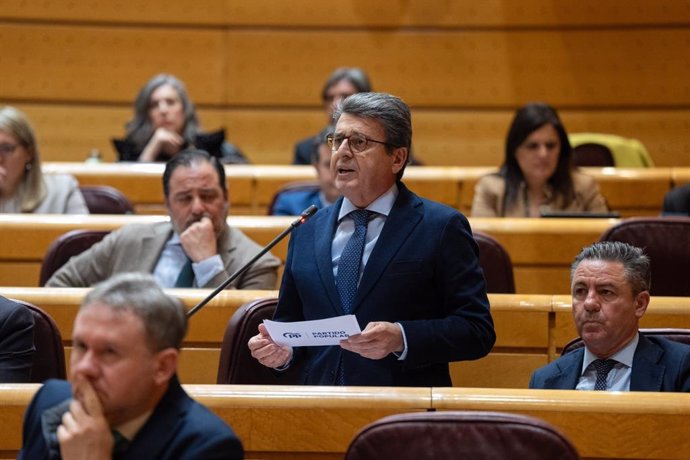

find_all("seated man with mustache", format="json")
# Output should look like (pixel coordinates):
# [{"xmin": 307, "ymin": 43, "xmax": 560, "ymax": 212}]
[
  {"xmin": 530, "ymin": 241, "xmax": 690, "ymax": 392},
  {"xmin": 47, "ymin": 149, "xmax": 279, "ymax": 290}
]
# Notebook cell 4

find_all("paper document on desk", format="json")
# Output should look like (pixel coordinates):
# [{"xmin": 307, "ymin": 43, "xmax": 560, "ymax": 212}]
[{"xmin": 263, "ymin": 315, "xmax": 361, "ymax": 347}]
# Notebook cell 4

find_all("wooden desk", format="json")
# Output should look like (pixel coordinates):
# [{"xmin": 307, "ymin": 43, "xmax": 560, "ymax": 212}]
[
  {"xmin": 43, "ymin": 163, "xmax": 674, "ymax": 217},
  {"xmin": 2, "ymin": 385, "xmax": 689, "ymax": 459},
  {"xmin": 433, "ymin": 387, "xmax": 690, "ymax": 460},
  {"xmin": 0, "ymin": 289, "xmax": 554, "ymax": 388},
  {"xmin": 0, "ymin": 214, "xmax": 618, "ymax": 293}
]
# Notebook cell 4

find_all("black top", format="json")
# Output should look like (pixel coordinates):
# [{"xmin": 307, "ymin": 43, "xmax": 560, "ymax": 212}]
[{"xmin": 113, "ymin": 129, "xmax": 249, "ymax": 164}]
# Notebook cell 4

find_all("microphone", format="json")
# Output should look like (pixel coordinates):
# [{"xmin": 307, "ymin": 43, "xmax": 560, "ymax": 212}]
[{"xmin": 186, "ymin": 205, "xmax": 318, "ymax": 318}]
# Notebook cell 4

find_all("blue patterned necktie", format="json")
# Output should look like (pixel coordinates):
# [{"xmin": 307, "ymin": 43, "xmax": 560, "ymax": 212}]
[
  {"xmin": 336, "ymin": 209, "xmax": 371, "ymax": 313},
  {"xmin": 592, "ymin": 359, "xmax": 617, "ymax": 391},
  {"xmin": 335, "ymin": 209, "xmax": 370, "ymax": 386},
  {"xmin": 174, "ymin": 257, "xmax": 194, "ymax": 288}
]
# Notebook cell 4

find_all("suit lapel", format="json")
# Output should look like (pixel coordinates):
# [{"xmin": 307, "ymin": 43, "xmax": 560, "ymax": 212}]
[
  {"xmin": 545, "ymin": 351, "xmax": 584, "ymax": 389},
  {"xmin": 631, "ymin": 334, "xmax": 665, "ymax": 391},
  {"xmin": 314, "ymin": 203, "xmax": 343, "ymax": 315},
  {"xmin": 353, "ymin": 185, "xmax": 423, "ymax": 312},
  {"xmin": 137, "ymin": 223, "xmax": 172, "ymax": 272},
  {"xmin": 123, "ymin": 376, "xmax": 188, "ymax": 459}
]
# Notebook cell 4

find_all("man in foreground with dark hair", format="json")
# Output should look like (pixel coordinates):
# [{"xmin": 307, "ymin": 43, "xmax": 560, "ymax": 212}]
[
  {"xmin": 20, "ymin": 273, "xmax": 243, "ymax": 459},
  {"xmin": 251, "ymin": 92, "xmax": 495, "ymax": 386},
  {"xmin": 530, "ymin": 241, "xmax": 690, "ymax": 391}
]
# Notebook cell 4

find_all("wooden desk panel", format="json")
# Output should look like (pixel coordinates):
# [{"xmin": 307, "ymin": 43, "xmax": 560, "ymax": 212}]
[
  {"xmin": 3, "ymin": 385, "xmax": 690, "ymax": 459},
  {"xmin": 0, "ymin": 214, "xmax": 617, "ymax": 293},
  {"xmin": 433, "ymin": 388, "xmax": 690, "ymax": 460},
  {"xmin": 41, "ymin": 163, "xmax": 677, "ymax": 217},
  {"xmin": 1, "ymin": 289, "xmax": 553, "ymax": 386}
]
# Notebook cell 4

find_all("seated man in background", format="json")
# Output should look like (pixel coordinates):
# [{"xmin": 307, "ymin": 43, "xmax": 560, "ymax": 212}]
[
  {"xmin": 662, "ymin": 184, "xmax": 690, "ymax": 216},
  {"xmin": 0, "ymin": 296, "xmax": 34, "ymax": 383},
  {"xmin": 19, "ymin": 273, "xmax": 243, "ymax": 459},
  {"xmin": 530, "ymin": 241, "xmax": 690, "ymax": 391},
  {"xmin": 293, "ymin": 67, "xmax": 372, "ymax": 165},
  {"xmin": 47, "ymin": 149, "xmax": 279, "ymax": 290},
  {"xmin": 271, "ymin": 138, "xmax": 339, "ymax": 215}
]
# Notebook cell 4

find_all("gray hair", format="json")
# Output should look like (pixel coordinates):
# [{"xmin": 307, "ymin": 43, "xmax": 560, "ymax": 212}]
[
  {"xmin": 125, "ymin": 74, "xmax": 199, "ymax": 152},
  {"xmin": 321, "ymin": 67, "xmax": 372, "ymax": 101},
  {"xmin": 333, "ymin": 92, "xmax": 411, "ymax": 180},
  {"xmin": 81, "ymin": 273, "xmax": 188, "ymax": 351},
  {"xmin": 571, "ymin": 241, "xmax": 651, "ymax": 295},
  {"xmin": 0, "ymin": 106, "xmax": 45, "ymax": 211}
]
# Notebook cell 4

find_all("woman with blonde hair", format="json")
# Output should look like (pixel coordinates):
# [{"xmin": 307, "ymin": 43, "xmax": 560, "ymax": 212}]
[{"xmin": 0, "ymin": 106, "xmax": 87, "ymax": 214}]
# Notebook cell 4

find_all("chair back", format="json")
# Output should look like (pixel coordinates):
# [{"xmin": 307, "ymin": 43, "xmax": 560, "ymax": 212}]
[
  {"xmin": 267, "ymin": 180, "xmax": 320, "ymax": 215},
  {"xmin": 598, "ymin": 217, "xmax": 690, "ymax": 296},
  {"xmin": 562, "ymin": 328, "xmax": 690, "ymax": 356},
  {"xmin": 344, "ymin": 411, "xmax": 580, "ymax": 460},
  {"xmin": 80, "ymin": 185, "xmax": 134, "ymax": 214},
  {"xmin": 39, "ymin": 229, "xmax": 110, "ymax": 286},
  {"xmin": 571, "ymin": 143, "xmax": 615, "ymax": 167},
  {"xmin": 474, "ymin": 232, "xmax": 516, "ymax": 293},
  {"xmin": 217, "ymin": 298, "xmax": 304, "ymax": 384},
  {"xmin": 10, "ymin": 299, "xmax": 66, "ymax": 382}
]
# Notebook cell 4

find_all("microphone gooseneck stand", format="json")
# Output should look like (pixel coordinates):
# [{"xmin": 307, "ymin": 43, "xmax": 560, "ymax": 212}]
[{"xmin": 186, "ymin": 205, "xmax": 318, "ymax": 318}]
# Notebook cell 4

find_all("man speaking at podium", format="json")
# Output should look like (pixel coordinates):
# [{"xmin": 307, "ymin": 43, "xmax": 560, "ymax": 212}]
[{"xmin": 249, "ymin": 92, "xmax": 495, "ymax": 386}]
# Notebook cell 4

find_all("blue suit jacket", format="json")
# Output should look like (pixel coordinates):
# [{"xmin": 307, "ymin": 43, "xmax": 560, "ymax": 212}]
[
  {"xmin": 275, "ymin": 182, "xmax": 495, "ymax": 386},
  {"xmin": 0, "ymin": 296, "xmax": 34, "ymax": 383},
  {"xmin": 19, "ymin": 376, "xmax": 243, "ymax": 460},
  {"xmin": 271, "ymin": 188, "xmax": 323, "ymax": 216},
  {"xmin": 529, "ymin": 334, "xmax": 690, "ymax": 391}
]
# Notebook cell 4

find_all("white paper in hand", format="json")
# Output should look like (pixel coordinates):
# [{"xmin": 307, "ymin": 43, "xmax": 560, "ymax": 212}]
[{"xmin": 263, "ymin": 315, "xmax": 361, "ymax": 347}]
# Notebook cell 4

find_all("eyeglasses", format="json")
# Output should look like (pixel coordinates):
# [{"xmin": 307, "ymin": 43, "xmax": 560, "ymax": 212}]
[
  {"xmin": 0, "ymin": 143, "xmax": 18, "ymax": 157},
  {"xmin": 326, "ymin": 133, "xmax": 395, "ymax": 154}
]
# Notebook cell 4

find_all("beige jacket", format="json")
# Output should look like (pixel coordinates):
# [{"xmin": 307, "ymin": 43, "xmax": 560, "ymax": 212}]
[
  {"xmin": 471, "ymin": 171, "xmax": 609, "ymax": 217},
  {"xmin": 46, "ymin": 221, "xmax": 280, "ymax": 289}
]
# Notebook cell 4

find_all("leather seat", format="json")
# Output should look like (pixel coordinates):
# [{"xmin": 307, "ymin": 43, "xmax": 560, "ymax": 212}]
[
  {"xmin": 571, "ymin": 142, "xmax": 615, "ymax": 167},
  {"xmin": 474, "ymin": 231, "xmax": 516, "ymax": 294},
  {"xmin": 598, "ymin": 217, "xmax": 690, "ymax": 296},
  {"xmin": 344, "ymin": 411, "xmax": 580, "ymax": 460},
  {"xmin": 80, "ymin": 185, "xmax": 134, "ymax": 214},
  {"xmin": 39, "ymin": 229, "xmax": 109, "ymax": 286},
  {"xmin": 217, "ymin": 298, "xmax": 304, "ymax": 384},
  {"xmin": 10, "ymin": 299, "xmax": 66, "ymax": 382}
]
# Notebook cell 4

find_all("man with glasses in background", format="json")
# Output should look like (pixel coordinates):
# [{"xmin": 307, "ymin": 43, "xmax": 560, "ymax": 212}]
[{"xmin": 249, "ymin": 92, "xmax": 495, "ymax": 387}]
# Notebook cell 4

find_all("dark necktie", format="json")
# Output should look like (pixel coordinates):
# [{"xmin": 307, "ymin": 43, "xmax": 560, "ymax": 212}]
[
  {"xmin": 335, "ymin": 209, "xmax": 370, "ymax": 386},
  {"xmin": 174, "ymin": 257, "xmax": 194, "ymax": 288},
  {"xmin": 112, "ymin": 430, "xmax": 130, "ymax": 456},
  {"xmin": 336, "ymin": 209, "xmax": 370, "ymax": 313},
  {"xmin": 592, "ymin": 359, "xmax": 617, "ymax": 391}
]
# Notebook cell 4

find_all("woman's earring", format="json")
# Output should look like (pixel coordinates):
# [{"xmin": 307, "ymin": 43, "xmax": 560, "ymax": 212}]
[{"xmin": 25, "ymin": 162, "xmax": 32, "ymax": 172}]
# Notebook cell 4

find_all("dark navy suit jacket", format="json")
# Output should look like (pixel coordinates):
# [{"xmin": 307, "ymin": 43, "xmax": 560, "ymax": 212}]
[
  {"xmin": 0, "ymin": 296, "xmax": 34, "ymax": 383},
  {"xmin": 271, "ymin": 188, "xmax": 324, "ymax": 216},
  {"xmin": 274, "ymin": 182, "xmax": 495, "ymax": 387},
  {"xmin": 19, "ymin": 376, "xmax": 244, "ymax": 459},
  {"xmin": 529, "ymin": 334, "xmax": 690, "ymax": 391}
]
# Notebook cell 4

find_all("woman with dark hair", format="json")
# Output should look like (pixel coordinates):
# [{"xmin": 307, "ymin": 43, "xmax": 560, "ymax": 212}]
[
  {"xmin": 471, "ymin": 102, "xmax": 608, "ymax": 217},
  {"xmin": 0, "ymin": 106, "xmax": 88, "ymax": 214},
  {"xmin": 113, "ymin": 74, "xmax": 248, "ymax": 164}
]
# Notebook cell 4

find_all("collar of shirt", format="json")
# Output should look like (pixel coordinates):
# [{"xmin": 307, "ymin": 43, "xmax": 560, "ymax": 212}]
[
  {"xmin": 581, "ymin": 332, "xmax": 639, "ymax": 375},
  {"xmin": 114, "ymin": 409, "xmax": 153, "ymax": 442},
  {"xmin": 338, "ymin": 183, "xmax": 399, "ymax": 221}
]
